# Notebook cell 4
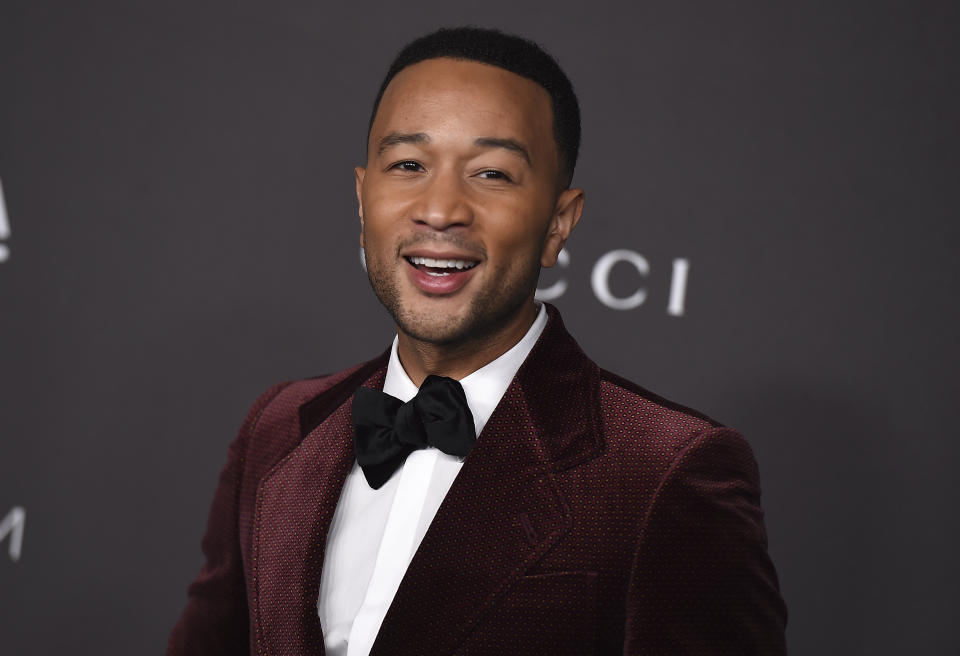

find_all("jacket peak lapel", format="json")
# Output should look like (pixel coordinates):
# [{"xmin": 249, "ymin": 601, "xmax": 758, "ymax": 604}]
[{"xmin": 252, "ymin": 356, "xmax": 387, "ymax": 655}]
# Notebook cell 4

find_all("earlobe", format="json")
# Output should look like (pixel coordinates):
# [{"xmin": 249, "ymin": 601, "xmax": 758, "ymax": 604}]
[{"xmin": 541, "ymin": 188, "xmax": 585, "ymax": 267}]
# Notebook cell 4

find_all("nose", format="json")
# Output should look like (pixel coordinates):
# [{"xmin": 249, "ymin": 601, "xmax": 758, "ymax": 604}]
[{"xmin": 412, "ymin": 169, "xmax": 474, "ymax": 230}]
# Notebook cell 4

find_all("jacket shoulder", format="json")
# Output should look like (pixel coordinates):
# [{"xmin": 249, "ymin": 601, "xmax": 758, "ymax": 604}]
[
  {"xmin": 597, "ymin": 367, "xmax": 726, "ymax": 458},
  {"xmin": 240, "ymin": 354, "xmax": 388, "ymax": 479}
]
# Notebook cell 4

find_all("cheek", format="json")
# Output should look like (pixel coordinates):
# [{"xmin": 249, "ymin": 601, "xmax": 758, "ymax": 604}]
[
  {"xmin": 361, "ymin": 192, "xmax": 407, "ymax": 245},
  {"xmin": 485, "ymin": 202, "xmax": 552, "ymax": 258},
  {"xmin": 364, "ymin": 176, "xmax": 418, "ymax": 212}
]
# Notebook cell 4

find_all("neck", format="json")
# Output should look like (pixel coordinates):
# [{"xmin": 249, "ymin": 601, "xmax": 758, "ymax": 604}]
[{"xmin": 396, "ymin": 301, "xmax": 538, "ymax": 387}]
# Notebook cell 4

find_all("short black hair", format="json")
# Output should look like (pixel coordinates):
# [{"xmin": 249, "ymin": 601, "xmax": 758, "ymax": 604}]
[{"xmin": 368, "ymin": 26, "xmax": 581, "ymax": 188}]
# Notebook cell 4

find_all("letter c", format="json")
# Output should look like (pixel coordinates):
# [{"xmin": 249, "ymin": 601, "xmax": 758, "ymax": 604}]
[{"xmin": 591, "ymin": 249, "xmax": 648, "ymax": 310}]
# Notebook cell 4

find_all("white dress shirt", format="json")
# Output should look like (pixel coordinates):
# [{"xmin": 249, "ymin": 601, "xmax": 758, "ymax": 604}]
[{"xmin": 318, "ymin": 303, "xmax": 548, "ymax": 656}]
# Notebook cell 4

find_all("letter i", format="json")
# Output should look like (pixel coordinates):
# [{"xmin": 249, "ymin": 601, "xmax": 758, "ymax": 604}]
[
  {"xmin": 0, "ymin": 177, "xmax": 10, "ymax": 263},
  {"xmin": 667, "ymin": 258, "xmax": 689, "ymax": 316}
]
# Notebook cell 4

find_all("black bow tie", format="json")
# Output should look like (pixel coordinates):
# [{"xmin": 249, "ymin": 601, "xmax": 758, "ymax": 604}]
[{"xmin": 351, "ymin": 375, "xmax": 476, "ymax": 489}]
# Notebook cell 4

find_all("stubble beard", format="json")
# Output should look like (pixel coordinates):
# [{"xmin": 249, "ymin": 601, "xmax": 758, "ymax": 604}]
[{"xmin": 364, "ymin": 247, "xmax": 539, "ymax": 349}]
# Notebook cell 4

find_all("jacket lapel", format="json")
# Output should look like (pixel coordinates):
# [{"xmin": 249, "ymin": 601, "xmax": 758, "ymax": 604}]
[
  {"xmin": 370, "ymin": 304, "xmax": 604, "ymax": 655},
  {"xmin": 252, "ymin": 356, "xmax": 387, "ymax": 656}
]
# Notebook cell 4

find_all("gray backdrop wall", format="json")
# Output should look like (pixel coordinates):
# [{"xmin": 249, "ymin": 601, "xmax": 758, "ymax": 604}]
[{"xmin": 2, "ymin": 1, "xmax": 958, "ymax": 653}]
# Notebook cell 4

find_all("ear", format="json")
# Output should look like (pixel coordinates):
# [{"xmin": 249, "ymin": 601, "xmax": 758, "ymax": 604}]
[
  {"xmin": 540, "ymin": 187, "xmax": 585, "ymax": 267},
  {"xmin": 355, "ymin": 166, "xmax": 366, "ymax": 247}
]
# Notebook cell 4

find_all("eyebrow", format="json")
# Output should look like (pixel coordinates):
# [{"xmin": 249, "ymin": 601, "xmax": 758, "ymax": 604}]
[
  {"xmin": 377, "ymin": 132, "xmax": 532, "ymax": 166},
  {"xmin": 473, "ymin": 137, "xmax": 531, "ymax": 165},
  {"xmin": 377, "ymin": 132, "xmax": 429, "ymax": 156}
]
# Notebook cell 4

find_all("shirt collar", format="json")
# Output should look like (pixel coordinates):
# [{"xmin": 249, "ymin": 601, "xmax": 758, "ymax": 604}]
[{"xmin": 383, "ymin": 302, "xmax": 548, "ymax": 437}]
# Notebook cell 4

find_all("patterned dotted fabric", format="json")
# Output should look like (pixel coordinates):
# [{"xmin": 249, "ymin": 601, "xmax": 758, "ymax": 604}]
[{"xmin": 168, "ymin": 303, "xmax": 787, "ymax": 655}]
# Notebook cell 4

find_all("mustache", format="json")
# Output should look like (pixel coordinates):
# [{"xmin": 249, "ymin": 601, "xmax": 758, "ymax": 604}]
[{"xmin": 395, "ymin": 233, "xmax": 487, "ymax": 259}]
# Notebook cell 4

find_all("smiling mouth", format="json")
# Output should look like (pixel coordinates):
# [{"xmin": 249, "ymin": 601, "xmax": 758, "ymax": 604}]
[{"xmin": 405, "ymin": 255, "xmax": 480, "ymax": 277}]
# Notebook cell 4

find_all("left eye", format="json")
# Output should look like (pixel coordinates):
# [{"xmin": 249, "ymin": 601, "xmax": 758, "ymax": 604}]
[{"xmin": 478, "ymin": 170, "xmax": 511, "ymax": 181}]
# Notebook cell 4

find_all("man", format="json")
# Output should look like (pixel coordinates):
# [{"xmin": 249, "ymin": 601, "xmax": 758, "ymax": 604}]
[{"xmin": 169, "ymin": 27, "xmax": 787, "ymax": 655}]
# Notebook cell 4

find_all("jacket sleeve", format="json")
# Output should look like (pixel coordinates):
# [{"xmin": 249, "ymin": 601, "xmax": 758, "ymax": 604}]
[
  {"xmin": 622, "ymin": 426, "xmax": 788, "ymax": 655},
  {"xmin": 167, "ymin": 383, "xmax": 290, "ymax": 655}
]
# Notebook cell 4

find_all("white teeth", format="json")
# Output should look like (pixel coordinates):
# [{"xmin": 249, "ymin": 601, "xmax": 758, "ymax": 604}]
[{"xmin": 409, "ymin": 256, "xmax": 477, "ymax": 270}]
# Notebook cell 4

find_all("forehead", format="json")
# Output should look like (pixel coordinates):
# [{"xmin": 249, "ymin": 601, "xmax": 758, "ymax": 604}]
[{"xmin": 371, "ymin": 58, "xmax": 555, "ymax": 159}]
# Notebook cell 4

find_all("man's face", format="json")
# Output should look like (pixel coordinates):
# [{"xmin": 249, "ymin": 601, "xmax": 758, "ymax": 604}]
[{"xmin": 357, "ymin": 57, "xmax": 582, "ymax": 347}]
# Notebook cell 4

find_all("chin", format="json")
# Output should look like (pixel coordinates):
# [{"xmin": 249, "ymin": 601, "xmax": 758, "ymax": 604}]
[{"xmin": 395, "ymin": 302, "xmax": 476, "ymax": 346}]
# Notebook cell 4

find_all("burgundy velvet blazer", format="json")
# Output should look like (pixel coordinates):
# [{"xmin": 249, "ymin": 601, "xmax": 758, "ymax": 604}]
[{"xmin": 168, "ymin": 304, "xmax": 787, "ymax": 655}]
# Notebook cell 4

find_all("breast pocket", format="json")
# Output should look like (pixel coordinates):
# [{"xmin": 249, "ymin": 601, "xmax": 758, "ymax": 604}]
[{"xmin": 458, "ymin": 570, "xmax": 598, "ymax": 655}]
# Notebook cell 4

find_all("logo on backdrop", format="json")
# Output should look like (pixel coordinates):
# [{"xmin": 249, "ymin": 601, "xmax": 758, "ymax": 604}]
[
  {"xmin": 0, "ymin": 177, "xmax": 10, "ymax": 263},
  {"xmin": 535, "ymin": 248, "xmax": 689, "ymax": 316},
  {"xmin": 360, "ymin": 247, "xmax": 690, "ymax": 316},
  {"xmin": 0, "ymin": 507, "xmax": 25, "ymax": 563}
]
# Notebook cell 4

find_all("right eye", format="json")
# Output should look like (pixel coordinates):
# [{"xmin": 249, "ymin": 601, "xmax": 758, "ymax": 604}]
[{"xmin": 390, "ymin": 161, "xmax": 424, "ymax": 172}]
